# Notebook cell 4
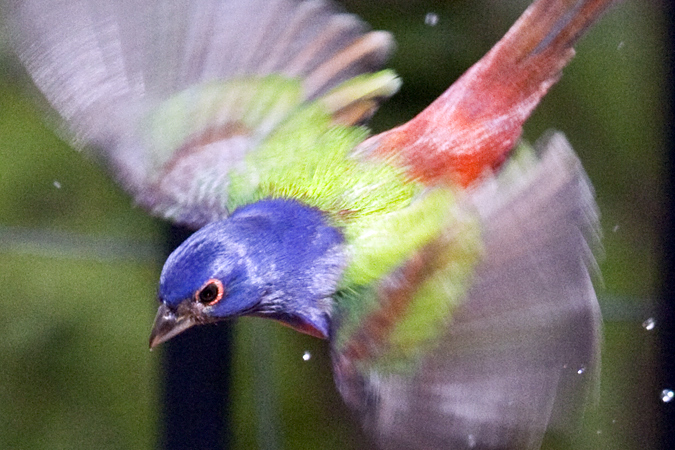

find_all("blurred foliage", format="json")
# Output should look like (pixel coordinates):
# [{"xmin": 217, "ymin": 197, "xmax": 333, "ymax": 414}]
[{"xmin": 0, "ymin": 0, "xmax": 667, "ymax": 449}]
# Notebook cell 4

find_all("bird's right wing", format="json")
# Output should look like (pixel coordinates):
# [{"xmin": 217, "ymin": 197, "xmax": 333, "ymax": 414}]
[{"xmin": 7, "ymin": 0, "xmax": 398, "ymax": 227}]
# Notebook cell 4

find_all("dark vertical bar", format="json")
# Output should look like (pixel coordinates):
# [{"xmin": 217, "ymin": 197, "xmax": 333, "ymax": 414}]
[
  {"xmin": 158, "ymin": 225, "xmax": 233, "ymax": 450},
  {"xmin": 661, "ymin": 2, "xmax": 675, "ymax": 449}
]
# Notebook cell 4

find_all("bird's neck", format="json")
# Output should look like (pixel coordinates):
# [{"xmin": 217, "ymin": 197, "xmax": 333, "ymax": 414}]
[{"xmin": 231, "ymin": 198, "xmax": 346, "ymax": 339}]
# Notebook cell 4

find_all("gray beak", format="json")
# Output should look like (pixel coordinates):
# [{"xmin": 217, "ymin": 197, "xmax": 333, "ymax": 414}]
[{"xmin": 149, "ymin": 303, "xmax": 197, "ymax": 348}]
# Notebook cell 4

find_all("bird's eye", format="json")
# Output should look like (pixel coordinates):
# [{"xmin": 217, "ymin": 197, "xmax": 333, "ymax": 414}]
[{"xmin": 195, "ymin": 279, "xmax": 224, "ymax": 305}]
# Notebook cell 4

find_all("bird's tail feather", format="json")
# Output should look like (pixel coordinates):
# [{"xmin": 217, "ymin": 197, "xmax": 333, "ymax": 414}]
[{"xmin": 356, "ymin": 0, "xmax": 616, "ymax": 187}]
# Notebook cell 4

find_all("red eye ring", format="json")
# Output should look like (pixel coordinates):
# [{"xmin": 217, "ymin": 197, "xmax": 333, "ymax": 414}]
[{"xmin": 195, "ymin": 278, "xmax": 224, "ymax": 306}]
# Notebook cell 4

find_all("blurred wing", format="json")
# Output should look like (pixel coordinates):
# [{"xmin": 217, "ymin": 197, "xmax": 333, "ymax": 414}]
[
  {"xmin": 356, "ymin": 0, "xmax": 615, "ymax": 187},
  {"xmin": 8, "ymin": 0, "xmax": 396, "ymax": 227},
  {"xmin": 334, "ymin": 133, "xmax": 601, "ymax": 450}
]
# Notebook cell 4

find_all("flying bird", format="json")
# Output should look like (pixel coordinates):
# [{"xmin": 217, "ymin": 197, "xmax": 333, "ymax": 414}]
[{"xmin": 8, "ymin": 0, "xmax": 615, "ymax": 448}]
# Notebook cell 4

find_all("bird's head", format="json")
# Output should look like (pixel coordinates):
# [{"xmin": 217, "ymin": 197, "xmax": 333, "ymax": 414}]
[{"xmin": 149, "ymin": 199, "xmax": 346, "ymax": 347}]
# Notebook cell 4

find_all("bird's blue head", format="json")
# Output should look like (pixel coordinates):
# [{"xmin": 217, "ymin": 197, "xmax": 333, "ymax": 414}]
[{"xmin": 149, "ymin": 199, "xmax": 346, "ymax": 347}]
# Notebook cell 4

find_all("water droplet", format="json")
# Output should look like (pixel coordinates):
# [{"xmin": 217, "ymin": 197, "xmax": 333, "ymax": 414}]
[
  {"xmin": 642, "ymin": 317, "xmax": 656, "ymax": 331},
  {"xmin": 661, "ymin": 389, "xmax": 674, "ymax": 403},
  {"xmin": 424, "ymin": 12, "xmax": 439, "ymax": 26},
  {"xmin": 612, "ymin": 224, "xmax": 619, "ymax": 232},
  {"xmin": 466, "ymin": 434, "xmax": 476, "ymax": 448},
  {"xmin": 53, "ymin": 181, "xmax": 62, "ymax": 189},
  {"xmin": 577, "ymin": 366, "xmax": 586, "ymax": 375},
  {"xmin": 617, "ymin": 41, "xmax": 625, "ymax": 50},
  {"xmin": 596, "ymin": 429, "xmax": 602, "ymax": 435},
  {"xmin": 302, "ymin": 351, "xmax": 311, "ymax": 361}
]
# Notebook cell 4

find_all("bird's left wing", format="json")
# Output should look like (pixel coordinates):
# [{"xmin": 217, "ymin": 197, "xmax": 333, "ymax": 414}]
[
  {"xmin": 333, "ymin": 133, "xmax": 601, "ymax": 450},
  {"xmin": 7, "ymin": 0, "xmax": 398, "ymax": 227}
]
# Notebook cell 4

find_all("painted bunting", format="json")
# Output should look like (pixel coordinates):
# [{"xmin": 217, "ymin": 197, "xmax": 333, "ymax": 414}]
[{"xmin": 8, "ymin": 0, "xmax": 615, "ymax": 448}]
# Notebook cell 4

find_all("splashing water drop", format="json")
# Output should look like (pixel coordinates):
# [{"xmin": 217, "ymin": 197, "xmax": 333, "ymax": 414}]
[
  {"xmin": 577, "ymin": 366, "xmax": 586, "ymax": 375},
  {"xmin": 53, "ymin": 181, "xmax": 62, "ymax": 189},
  {"xmin": 642, "ymin": 317, "xmax": 656, "ymax": 331},
  {"xmin": 424, "ymin": 12, "xmax": 439, "ymax": 26},
  {"xmin": 661, "ymin": 389, "xmax": 674, "ymax": 403},
  {"xmin": 302, "ymin": 351, "xmax": 311, "ymax": 361}
]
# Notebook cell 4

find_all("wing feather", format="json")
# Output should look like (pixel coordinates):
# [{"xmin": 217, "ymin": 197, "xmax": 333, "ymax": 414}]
[
  {"xmin": 334, "ymin": 133, "xmax": 601, "ymax": 450},
  {"xmin": 8, "ymin": 0, "xmax": 395, "ymax": 227}
]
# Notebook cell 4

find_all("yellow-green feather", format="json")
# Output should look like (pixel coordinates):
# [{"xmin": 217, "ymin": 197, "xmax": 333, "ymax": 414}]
[
  {"xmin": 373, "ymin": 213, "xmax": 482, "ymax": 371},
  {"xmin": 332, "ymin": 191, "xmax": 483, "ymax": 373}
]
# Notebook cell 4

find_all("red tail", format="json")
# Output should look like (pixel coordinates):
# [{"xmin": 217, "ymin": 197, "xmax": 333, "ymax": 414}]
[{"xmin": 358, "ymin": 0, "xmax": 616, "ymax": 187}]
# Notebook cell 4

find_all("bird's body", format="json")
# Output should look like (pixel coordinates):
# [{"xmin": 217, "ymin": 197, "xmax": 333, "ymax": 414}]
[{"xmin": 7, "ymin": 0, "xmax": 616, "ymax": 448}]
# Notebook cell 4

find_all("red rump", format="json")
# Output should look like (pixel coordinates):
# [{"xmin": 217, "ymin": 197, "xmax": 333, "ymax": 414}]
[{"xmin": 357, "ymin": 0, "xmax": 612, "ymax": 188}]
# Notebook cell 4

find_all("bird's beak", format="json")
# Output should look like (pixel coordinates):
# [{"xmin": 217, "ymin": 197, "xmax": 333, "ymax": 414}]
[{"xmin": 149, "ymin": 303, "xmax": 197, "ymax": 348}]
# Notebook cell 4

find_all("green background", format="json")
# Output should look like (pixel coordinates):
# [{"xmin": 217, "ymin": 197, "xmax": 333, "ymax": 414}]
[{"xmin": 0, "ymin": 0, "xmax": 667, "ymax": 448}]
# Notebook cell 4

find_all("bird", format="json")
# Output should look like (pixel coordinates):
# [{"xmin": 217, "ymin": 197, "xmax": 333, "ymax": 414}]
[{"xmin": 7, "ymin": 0, "xmax": 615, "ymax": 448}]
